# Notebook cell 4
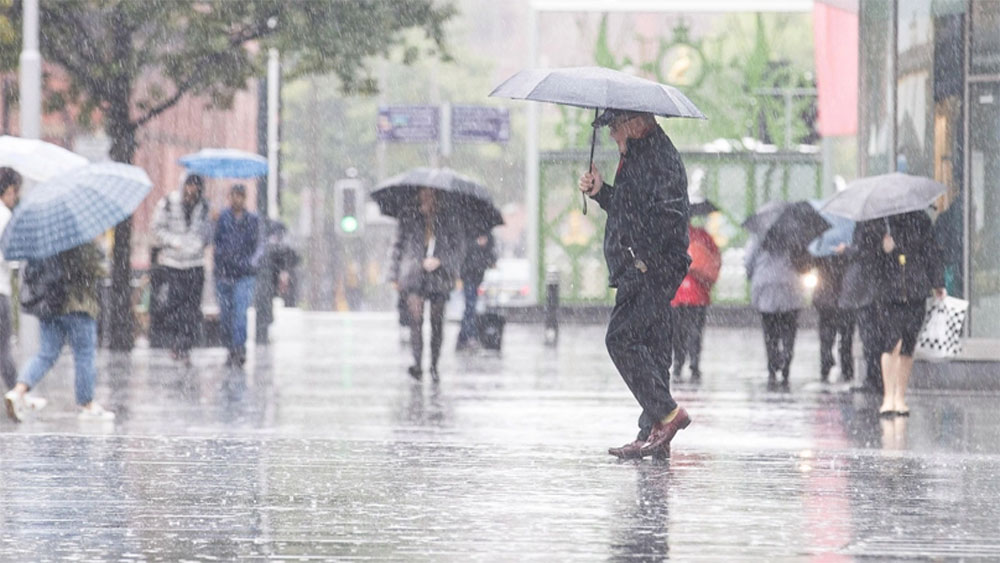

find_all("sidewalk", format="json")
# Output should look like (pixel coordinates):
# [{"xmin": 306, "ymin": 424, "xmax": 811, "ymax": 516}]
[{"xmin": 1, "ymin": 309, "xmax": 999, "ymax": 559}]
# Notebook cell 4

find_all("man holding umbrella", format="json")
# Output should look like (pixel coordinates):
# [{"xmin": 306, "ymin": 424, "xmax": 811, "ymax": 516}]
[{"xmin": 579, "ymin": 109, "xmax": 692, "ymax": 459}]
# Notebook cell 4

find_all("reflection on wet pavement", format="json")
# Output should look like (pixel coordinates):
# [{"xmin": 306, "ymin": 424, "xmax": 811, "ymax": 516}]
[{"xmin": 2, "ymin": 311, "xmax": 999, "ymax": 559}]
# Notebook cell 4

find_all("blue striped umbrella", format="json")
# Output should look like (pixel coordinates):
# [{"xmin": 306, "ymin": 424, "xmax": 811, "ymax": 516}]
[
  {"xmin": 0, "ymin": 162, "xmax": 152, "ymax": 260},
  {"xmin": 179, "ymin": 148, "xmax": 267, "ymax": 178}
]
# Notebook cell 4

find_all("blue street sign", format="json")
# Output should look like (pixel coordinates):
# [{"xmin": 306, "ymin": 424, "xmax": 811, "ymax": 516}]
[
  {"xmin": 451, "ymin": 106, "xmax": 510, "ymax": 143},
  {"xmin": 376, "ymin": 105, "xmax": 439, "ymax": 142}
]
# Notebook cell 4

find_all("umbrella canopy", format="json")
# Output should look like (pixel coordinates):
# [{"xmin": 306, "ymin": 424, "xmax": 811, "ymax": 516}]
[
  {"xmin": 490, "ymin": 66, "xmax": 705, "ymax": 215},
  {"xmin": 808, "ymin": 200, "xmax": 856, "ymax": 257},
  {"xmin": 0, "ymin": 162, "xmax": 152, "ymax": 260},
  {"xmin": 489, "ymin": 66, "xmax": 706, "ymax": 120},
  {"xmin": 743, "ymin": 200, "xmax": 831, "ymax": 253},
  {"xmin": 179, "ymin": 148, "xmax": 267, "ymax": 179},
  {"xmin": 371, "ymin": 167, "xmax": 503, "ymax": 230},
  {"xmin": 0, "ymin": 135, "xmax": 88, "ymax": 182},
  {"xmin": 690, "ymin": 200, "xmax": 719, "ymax": 217},
  {"xmin": 820, "ymin": 172, "xmax": 947, "ymax": 221}
]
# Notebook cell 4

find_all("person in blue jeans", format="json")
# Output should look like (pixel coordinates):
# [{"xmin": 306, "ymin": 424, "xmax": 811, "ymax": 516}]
[
  {"xmin": 214, "ymin": 184, "xmax": 259, "ymax": 367},
  {"xmin": 4, "ymin": 242, "xmax": 114, "ymax": 422}
]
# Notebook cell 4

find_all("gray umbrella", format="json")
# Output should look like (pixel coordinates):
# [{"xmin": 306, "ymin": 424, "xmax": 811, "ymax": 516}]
[
  {"xmin": 820, "ymin": 172, "xmax": 947, "ymax": 221},
  {"xmin": 490, "ymin": 66, "xmax": 705, "ymax": 213}
]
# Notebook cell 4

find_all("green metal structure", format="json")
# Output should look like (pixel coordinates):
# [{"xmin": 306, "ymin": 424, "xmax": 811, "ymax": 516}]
[{"xmin": 538, "ymin": 149, "xmax": 823, "ymax": 303}]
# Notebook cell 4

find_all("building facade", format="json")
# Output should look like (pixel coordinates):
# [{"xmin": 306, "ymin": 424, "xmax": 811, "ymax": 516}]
[{"xmin": 859, "ymin": 0, "xmax": 1000, "ymax": 341}]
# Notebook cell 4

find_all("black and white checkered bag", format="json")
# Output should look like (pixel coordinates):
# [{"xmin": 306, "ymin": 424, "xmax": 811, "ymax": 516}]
[{"xmin": 915, "ymin": 296, "xmax": 968, "ymax": 361}]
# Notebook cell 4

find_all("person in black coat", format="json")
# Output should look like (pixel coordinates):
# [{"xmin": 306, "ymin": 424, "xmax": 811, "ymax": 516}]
[
  {"xmin": 390, "ymin": 188, "xmax": 466, "ymax": 381},
  {"xmin": 456, "ymin": 230, "xmax": 496, "ymax": 351},
  {"xmin": 874, "ymin": 210, "xmax": 945, "ymax": 417},
  {"xmin": 812, "ymin": 250, "xmax": 854, "ymax": 383},
  {"xmin": 579, "ymin": 109, "xmax": 692, "ymax": 460},
  {"xmin": 838, "ymin": 219, "xmax": 887, "ymax": 392}
]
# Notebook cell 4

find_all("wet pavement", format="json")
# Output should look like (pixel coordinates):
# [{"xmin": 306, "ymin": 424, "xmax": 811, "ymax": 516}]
[{"xmin": 2, "ymin": 309, "xmax": 1000, "ymax": 560}]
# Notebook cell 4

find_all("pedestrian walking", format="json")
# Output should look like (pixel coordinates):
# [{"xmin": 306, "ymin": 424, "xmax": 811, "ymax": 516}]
[
  {"xmin": 254, "ymin": 220, "xmax": 299, "ymax": 344},
  {"xmin": 838, "ymin": 219, "xmax": 887, "ymax": 392},
  {"xmin": 0, "ymin": 167, "xmax": 21, "ymax": 391},
  {"xmin": 150, "ymin": 173, "xmax": 211, "ymax": 365},
  {"xmin": 812, "ymin": 249, "xmax": 855, "ymax": 383},
  {"xmin": 4, "ymin": 242, "xmax": 113, "ymax": 421},
  {"xmin": 578, "ymin": 109, "xmax": 692, "ymax": 460},
  {"xmin": 745, "ymin": 236, "xmax": 808, "ymax": 390},
  {"xmin": 456, "ymin": 230, "xmax": 496, "ymax": 352},
  {"xmin": 389, "ymin": 187, "xmax": 466, "ymax": 381},
  {"xmin": 213, "ymin": 184, "xmax": 260, "ymax": 367},
  {"xmin": 671, "ymin": 222, "xmax": 720, "ymax": 382},
  {"xmin": 874, "ymin": 210, "xmax": 945, "ymax": 417}
]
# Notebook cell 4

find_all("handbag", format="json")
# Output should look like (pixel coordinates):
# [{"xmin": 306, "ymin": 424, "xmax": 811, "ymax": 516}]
[{"xmin": 914, "ymin": 296, "xmax": 969, "ymax": 361}]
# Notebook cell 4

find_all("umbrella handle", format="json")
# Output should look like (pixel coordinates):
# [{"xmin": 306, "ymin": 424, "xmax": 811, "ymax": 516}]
[{"xmin": 584, "ymin": 108, "xmax": 598, "ymax": 216}]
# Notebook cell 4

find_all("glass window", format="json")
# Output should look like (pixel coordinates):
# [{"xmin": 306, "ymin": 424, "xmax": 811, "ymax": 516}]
[
  {"xmin": 859, "ymin": 0, "xmax": 895, "ymax": 175},
  {"xmin": 971, "ymin": 1, "xmax": 1000, "ymax": 75},
  {"xmin": 968, "ymin": 82, "xmax": 1000, "ymax": 337},
  {"xmin": 897, "ymin": 0, "xmax": 935, "ymax": 177}
]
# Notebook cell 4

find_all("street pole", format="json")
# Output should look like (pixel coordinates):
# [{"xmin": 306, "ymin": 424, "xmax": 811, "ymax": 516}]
[
  {"xmin": 526, "ymin": 6, "xmax": 540, "ymax": 304},
  {"xmin": 439, "ymin": 102, "xmax": 451, "ymax": 168},
  {"xmin": 19, "ymin": 0, "xmax": 41, "ymax": 139},
  {"xmin": 267, "ymin": 48, "xmax": 280, "ymax": 221},
  {"xmin": 18, "ymin": 0, "xmax": 41, "ymax": 349}
]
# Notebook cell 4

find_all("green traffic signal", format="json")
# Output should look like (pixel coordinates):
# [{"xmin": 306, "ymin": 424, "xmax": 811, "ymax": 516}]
[{"xmin": 340, "ymin": 215, "xmax": 359, "ymax": 233}]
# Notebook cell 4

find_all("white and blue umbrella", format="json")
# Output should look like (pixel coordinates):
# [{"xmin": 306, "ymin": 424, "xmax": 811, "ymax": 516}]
[
  {"xmin": 0, "ymin": 162, "xmax": 152, "ymax": 260},
  {"xmin": 179, "ymin": 148, "xmax": 267, "ymax": 179},
  {"xmin": 808, "ymin": 199, "xmax": 856, "ymax": 257}
]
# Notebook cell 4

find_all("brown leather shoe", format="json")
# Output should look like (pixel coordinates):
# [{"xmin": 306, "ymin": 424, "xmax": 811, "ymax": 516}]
[
  {"xmin": 608, "ymin": 439, "xmax": 645, "ymax": 459},
  {"xmin": 640, "ymin": 407, "xmax": 691, "ymax": 457}
]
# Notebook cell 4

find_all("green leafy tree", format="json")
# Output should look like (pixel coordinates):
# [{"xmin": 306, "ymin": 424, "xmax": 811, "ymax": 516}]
[{"xmin": 0, "ymin": 0, "xmax": 453, "ymax": 350}]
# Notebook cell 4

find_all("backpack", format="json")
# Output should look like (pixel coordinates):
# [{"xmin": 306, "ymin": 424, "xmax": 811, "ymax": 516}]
[{"xmin": 20, "ymin": 256, "xmax": 67, "ymax": 319}]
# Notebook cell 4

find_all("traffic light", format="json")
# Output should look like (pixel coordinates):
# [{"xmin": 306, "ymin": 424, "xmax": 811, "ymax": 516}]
[{"xmin": 333, "ymin": 178, "xmax": 364, "ymax": 236}]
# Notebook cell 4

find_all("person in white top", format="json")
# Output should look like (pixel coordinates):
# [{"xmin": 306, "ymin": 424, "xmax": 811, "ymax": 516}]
[
  {"xmin": 0, "ymin": 167, "xmax": 20, "ymax": 391},
  {"xmin": 150, "ymin": 174, "xmax": 212, "ymax": 365}
]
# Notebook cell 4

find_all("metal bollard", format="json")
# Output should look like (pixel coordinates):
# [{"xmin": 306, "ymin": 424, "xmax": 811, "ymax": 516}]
[{"xmin": 544, "ymin": 270, "xmax": 559, "ymax": 346}]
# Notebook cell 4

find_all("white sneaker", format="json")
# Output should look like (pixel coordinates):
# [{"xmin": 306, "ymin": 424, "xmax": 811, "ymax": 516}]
[
  {"xmin": 23, "ymin": 393, "xmax": 48, "ymax": 411},
  {"xmin": 4, "ymin": 389, "xmax": 25, "ymax": 422},
  {"xmin": 78, "ymin": 402, "xmax": 115, "ymax": 421}
]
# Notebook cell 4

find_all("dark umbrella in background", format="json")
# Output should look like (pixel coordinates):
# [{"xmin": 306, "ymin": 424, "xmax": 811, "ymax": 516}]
[
  {"xmin": 371, "ymin": 167, "xmax": 504, "ymax": 230},
  {"xmin": 742, "ymin": 200, "xmax": 831, "ymax": 253},
  {"xmin": 489, "ymin": 66, "xmax": 706, "ymax": 214}
]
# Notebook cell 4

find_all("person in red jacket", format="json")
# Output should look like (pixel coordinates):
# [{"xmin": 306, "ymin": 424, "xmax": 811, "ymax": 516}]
[{"xmin": 671, "ymin": 224, "xmax": 721, "ymax": 382}]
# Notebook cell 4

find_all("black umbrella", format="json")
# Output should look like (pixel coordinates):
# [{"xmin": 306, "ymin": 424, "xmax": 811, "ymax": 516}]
[
  {"xmin": 490, "ymin": 66, "xmax": 706, "ymax": 214},
  {"xmin": 370, "ymin": 167, "xmax": 503, "ymax": 230},
  {"xmin": 743, "ymin": 201, "xmax": 831, "ymax": 252},
  {"xmin": 690, "ymin": 199, "xmax": 719, "ymax": 217}
]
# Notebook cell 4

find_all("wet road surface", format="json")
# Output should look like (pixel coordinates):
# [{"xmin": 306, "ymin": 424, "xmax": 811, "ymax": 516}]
[{"xmin": 2, "ymin": 310, "xmax": 999, "ymax": 560}]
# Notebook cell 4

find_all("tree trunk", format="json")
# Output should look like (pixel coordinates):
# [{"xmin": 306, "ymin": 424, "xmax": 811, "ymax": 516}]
[
  {"xmin": 107, "ymin": 112, "xmax": 137, "ymax": 351},
  {"xmin": 106, "ymin": 6, "xmax": 137, "ymax": 351}
]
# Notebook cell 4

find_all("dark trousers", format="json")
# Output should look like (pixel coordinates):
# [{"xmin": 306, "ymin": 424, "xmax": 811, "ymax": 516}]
[
  {"xmin": 857, "ymin": 304, "xmax": 884, "ymax": 391},
  {"xmin": 761, "ymin": 311, "xmax": 799, "ymax": 380},
  {"xmin": 671, "ymin": 305, "xmax": 707, "ymax": 376},
  {"xmin": 407, "ymin": 293, "xmax": 446, "ymax": 370},
  {"xmin": 606, "ymin": 272, "xmax": 684, "ymax": 441},
  {"xmin": 457, "ymin": 276, "xmax": 483, "ymax": 345},
  {"xmin": 163, "ymin": 267, "xmax": 205, "ymax": 353},
  {"xmin": 817, "ymin": 307, "xmax": 855, "ymax": 381}
]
